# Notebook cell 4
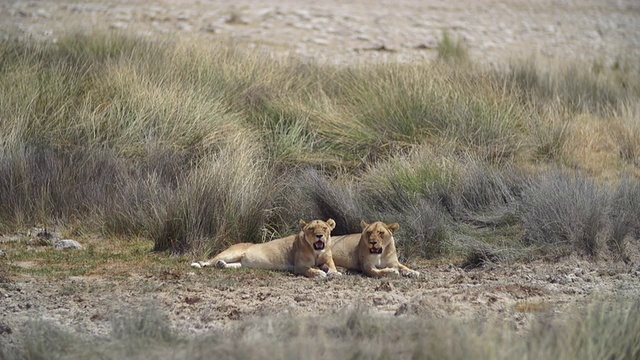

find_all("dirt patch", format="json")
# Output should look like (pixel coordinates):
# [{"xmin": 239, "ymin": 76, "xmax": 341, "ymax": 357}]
[{"xmin": 2, "ymin": 257, "xmax": 640, "ymax": 348}]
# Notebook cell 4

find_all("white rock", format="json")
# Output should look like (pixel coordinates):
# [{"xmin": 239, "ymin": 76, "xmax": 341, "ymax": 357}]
[{"xmin": 55, "ymin": 239, "xmax": 83, "ymax": 250}]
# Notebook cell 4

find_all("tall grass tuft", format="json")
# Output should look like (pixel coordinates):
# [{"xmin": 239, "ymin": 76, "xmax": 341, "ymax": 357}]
[
  {"xmin": 152, "ymin": 137, "xmax": 274, "ymax": 255},
  {"xmin": 611, "ymin": 105, "xmax": 640, "ymax": 165},
  {"xmin": 458, "ymin": 163, "xmax": 523, "ymax": 214},
  {"xmin": 275, "ymin": 168, "xmax": 363, "ymax": 236},
  {"xmin": 0, "ymin": 143, "xmax": 124, "ymax": 232},
  {"xmin": 98, "ymin": 146, "xmax": 198, "ymax": 238},
  {"xmin": 436, "ymin": 30, "xmax": 469, "ymax": 65},
  {"xmin": 504, "ymin": 58, "xmax": 639, "ymax": 115},
  {"xmin": 519, "ymin": 170, "xmax": 610, "ymax": 258},
  {"xmin": 609, "ymin": 177, "xmax": 640, "ymax": 260},
  {"xmin": 399, "ymin": 199, "xmax": 450, "ymax": 259},
  {"xmin": 326, "ymin": 64, "xmax": 528, "ymax": 164}
]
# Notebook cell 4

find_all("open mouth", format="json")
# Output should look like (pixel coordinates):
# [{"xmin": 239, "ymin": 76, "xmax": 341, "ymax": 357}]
[
  {"xmin": 369, "ymin": 247, "xmax": 383, "ymax": 254},
  {"xmin": 313, "ymin": 241, "xmax": 325, "ymax": 250}
]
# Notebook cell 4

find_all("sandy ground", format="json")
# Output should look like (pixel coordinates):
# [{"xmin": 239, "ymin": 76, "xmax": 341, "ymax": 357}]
[
  {"xmin": 1, "ymin": 0, "xmax": 639, "ymax": 66},
  {"xmin": 2, "ymin": 253, "xmax": 639, "ymax": 340},
  {"xmin": 1, "ymin": 0, "xmax": 640, "ymax": 351}
]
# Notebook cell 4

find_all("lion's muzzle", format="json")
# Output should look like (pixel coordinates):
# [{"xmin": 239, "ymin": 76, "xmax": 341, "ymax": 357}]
[
  {"xmin": 369, "ymin": 247, "xmax": 383, "ymax": 254},
  {"xmin": 313, "ymin": 240, "xmax": 325, "ymax": 250}
]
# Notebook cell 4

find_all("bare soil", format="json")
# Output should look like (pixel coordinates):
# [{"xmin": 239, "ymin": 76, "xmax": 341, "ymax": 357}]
[
  {"xmin": 2, "ymin": 0, "xmax": 639, "ymax": 66},
  {"xmin": 1, "ymin": 252, "xmax": 640, "ymax": 343},
  {"xmin": 1, "ymin": 0, "xmax": 640, "ymax": 350}
]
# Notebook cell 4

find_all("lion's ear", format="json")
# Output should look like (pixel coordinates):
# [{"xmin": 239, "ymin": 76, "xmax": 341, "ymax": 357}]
[
  {"xmin": 326, "ymin": 219, "xmax": 336, "ymax": 230},
  {"xmin": 299, "ymin": 220, "xmax": 308, "ymax": 229},
  {"xmin": 388, "ymin": 223, "xmax": 400, "ymax": 233},
  {"xmin": 360, "ymin": 220, "xmax": 369, "ymax": 230}
]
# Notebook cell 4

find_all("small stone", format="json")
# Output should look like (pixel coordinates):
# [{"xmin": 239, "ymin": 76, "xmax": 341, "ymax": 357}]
[{"xmin": 55, "ymin": 239, "xmax": 83, "ymax": 250}]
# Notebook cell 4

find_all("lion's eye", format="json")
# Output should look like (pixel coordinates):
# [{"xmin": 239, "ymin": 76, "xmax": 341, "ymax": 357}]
[{"xmin": 379, "ymin": 231, "xmax": 384, "ymax": 236}]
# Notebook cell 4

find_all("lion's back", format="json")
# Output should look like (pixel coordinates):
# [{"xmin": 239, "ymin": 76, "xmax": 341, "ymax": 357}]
[
  {"xmin": 243, "ymin": 235, "xmax": 296, "ymax": 271},
  {"xmin": 331, "ymin": 234, "xmax": 361, "ymax": 270}
]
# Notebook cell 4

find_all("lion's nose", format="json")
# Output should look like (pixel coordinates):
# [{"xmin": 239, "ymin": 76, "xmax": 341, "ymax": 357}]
[
  {"xmin": 370, "ymin": 241, "xmax": 377, "ymax": 245},
  {"xmin": 316, "ymin": 234, "xmax": 323, "ymax": 239}
]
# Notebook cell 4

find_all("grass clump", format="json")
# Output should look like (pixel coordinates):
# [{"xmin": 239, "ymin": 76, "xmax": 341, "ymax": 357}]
[
  {"xmin": 275, "ymin": 168, "xmax": 363, "ymax": 236},
  {"xmin": 609, "ymin": 177, "xmax": 640, "ymax": 260},
  {"xmin": 153, "ymin": 138, "xmax": 274, "ymax": 256},
  {"xmin": 519, "ymin": 170, "xmax": 610, "ymax": 258},
  {"xmin": 436, "ymin": 30, "xmax": 469, "ymax": 64}
]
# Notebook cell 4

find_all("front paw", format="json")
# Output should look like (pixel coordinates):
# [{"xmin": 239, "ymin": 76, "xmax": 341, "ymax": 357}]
[
  {"xmin": 309, "ymin": 269, "xmax": 328, "ymax": 278},
  {"xmin": 402, "ymin": 270, "xmax": 420, "ymax": 278},
  {"xmin": 380, "ymin": 268, "xmax": 400, "ymax": 277},
  {"xmin": 327, "ymin": 270, "xmax": 342, "ymax": 277}
]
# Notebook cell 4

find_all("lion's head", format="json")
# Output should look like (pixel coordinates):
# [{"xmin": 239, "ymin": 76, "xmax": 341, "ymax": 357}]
[
  {"xmin": 360, "ymin": 221, "xmax": 399, "ymax": 255},
  {"xmin": 299, "ymin": 219, "xmax": 336, "ymax": 252}
]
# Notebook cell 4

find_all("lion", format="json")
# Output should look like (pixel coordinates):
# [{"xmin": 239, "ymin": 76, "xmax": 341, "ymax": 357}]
[
  {"xmin": 331, "ymin": 221, "xmax": 420, "ymax": 278},
  {"xmin": 190, "ymin": 219, "xmax": 341, "ymax": 278}
]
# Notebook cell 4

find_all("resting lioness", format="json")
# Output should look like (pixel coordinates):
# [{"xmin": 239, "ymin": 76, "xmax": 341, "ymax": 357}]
[
  {"xmin": 331, "ymin": 221, "xmax": 420, "ymax": 278},
  {"xmin": 190, "ymin": 219, "xmax": 340, "ymax": 278}
]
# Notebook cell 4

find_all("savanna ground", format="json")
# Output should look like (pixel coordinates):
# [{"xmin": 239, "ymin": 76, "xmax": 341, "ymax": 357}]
[{"xmin": 1, "ymin": 0, "xmax": 640, "ymax": 358}]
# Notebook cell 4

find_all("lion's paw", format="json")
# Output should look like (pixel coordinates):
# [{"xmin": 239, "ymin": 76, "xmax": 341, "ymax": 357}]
[
  {"xmin": 379, "ymin": 268, "xmax": 400, "ymax": 277},
  {"xmin": 191, "ymin": 262, "xmax": 203, "ymax": 268},
  {"xmin": 403, "ymin": 270, "xmax": 420, "ymax": 278},
  {"xmin": 312, "ymin": 270, "xmax": 328, "ymax": 278}
]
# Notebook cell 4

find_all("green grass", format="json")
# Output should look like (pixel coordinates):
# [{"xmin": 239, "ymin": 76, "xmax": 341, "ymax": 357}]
[{"xmin": 1, "ymin": 236, "xmax": 186, "ymax": 278}]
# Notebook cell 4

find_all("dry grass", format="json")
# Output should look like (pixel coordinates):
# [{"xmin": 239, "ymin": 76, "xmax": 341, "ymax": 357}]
[
  {"xmin": 0, "ymin": 30, "xmax": 639, "ymax": 262},
  {"xmin": 2, "ymin": 299, "xmax": 638, "ymax": 360}
]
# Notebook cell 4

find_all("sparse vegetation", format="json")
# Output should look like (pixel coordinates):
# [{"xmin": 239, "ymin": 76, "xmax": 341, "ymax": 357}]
[{"xmin": 2, "ymin": 300, "xmax": 639, "ymax": 360}]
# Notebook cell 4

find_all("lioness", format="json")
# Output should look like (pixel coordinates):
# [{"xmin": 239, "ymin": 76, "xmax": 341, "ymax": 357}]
[
  {"xmin": 190, "ymin": 219, "xmax": 340, "ymax": 278},
  {"xmin": 331, "ymin": 221, "xmax": 420, "ymax": 278}
]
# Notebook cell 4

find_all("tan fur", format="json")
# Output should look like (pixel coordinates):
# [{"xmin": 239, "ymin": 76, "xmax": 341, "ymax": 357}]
[
  {"xmin": 332, "ymin": 221, "xmax": 420, "ymax": 278},
  {"xmin": 191, "ymin": 219, "xmax": 340, "ymax": 278}
]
